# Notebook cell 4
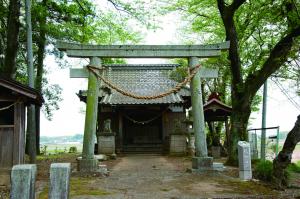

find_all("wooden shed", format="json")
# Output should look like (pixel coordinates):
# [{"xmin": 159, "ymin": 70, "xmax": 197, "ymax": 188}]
[
  {"xmin": 78, "ymin": 64, "xmax": 191, "ymax": 153},
  {"xmin": 0, "ymin": 77, "xmax": 43, "ymax": 184}
]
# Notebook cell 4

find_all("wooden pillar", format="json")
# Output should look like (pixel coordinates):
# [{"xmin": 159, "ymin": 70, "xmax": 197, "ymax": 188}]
[
  {"xmin": 79, "ymin": 57, "xmax": 101, "ymax": 171},
  {"xmin": 189, "ymin": 57, "xmax": 208, "ymax": 157}
]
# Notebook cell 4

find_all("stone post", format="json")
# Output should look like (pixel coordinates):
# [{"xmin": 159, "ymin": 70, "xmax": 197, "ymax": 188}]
[
  {"xmin": 189, "ymin": 57, "xmax": 213, "ymax": 169},
  {"xmin": 11, "ymin": 164, "xmax": 37, "ymax": 199},
  {"xmin": 238, "ymin": 141, "xmax": 252, "ymax": 180},
  {"xmin": 79, "ymin": 57, "xmax": 101, "ymax": 172},
  {"xmin": 49, "ymin": 163, "xmax": 71, "ymax": 199}
]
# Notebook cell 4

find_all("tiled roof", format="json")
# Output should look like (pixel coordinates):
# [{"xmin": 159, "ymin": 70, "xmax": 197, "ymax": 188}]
[{"xmin": 80, "ymin": 64, "xmax": 191, "ymax": 105}]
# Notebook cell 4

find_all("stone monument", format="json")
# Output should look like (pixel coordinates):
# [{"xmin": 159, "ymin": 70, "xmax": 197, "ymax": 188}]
[
  {"xmin": 97, "ymin": 119, "xmax": 116, "ymax": 155},
  {"xmin": 238, "ymin": 141, "xmax": 252, "ymax": 180},
  {"xmin": 169, "ymin": 119, "xmax": 187, "ymax": 155}
]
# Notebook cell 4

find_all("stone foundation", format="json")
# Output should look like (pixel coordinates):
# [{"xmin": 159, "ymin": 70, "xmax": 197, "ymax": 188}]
[
  {"xmin": 169, "ymin": 134, "xmax": 187, "ymax": 155},
  {"xmin": 77, "ymin": 158, "xmax": 98, "ymax": 172},
  {"xmin": 192, "ymin": 156, "xmax": 213, "ymax": 170},
  {"xmin": 97, "ymin": 135, "xmax": 115, "ymax": 155}
]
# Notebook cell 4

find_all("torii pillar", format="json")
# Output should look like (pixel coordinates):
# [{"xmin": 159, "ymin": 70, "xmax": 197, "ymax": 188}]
[
  {"xmin": 189, "ymin": 57, "xmax": 212, "ymax": 169},
  {"xmin": 78, "ymin": 57, "xmax": 101, "ymax": 172}
]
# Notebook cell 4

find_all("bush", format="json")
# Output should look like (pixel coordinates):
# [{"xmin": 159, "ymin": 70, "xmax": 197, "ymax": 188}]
[
  {"xmin": 287, "ymin": 161, "xmax": 300, "ymax": 173},
  {"xmin": 69, "ymin": 146, "xmax": 77, "ymax": 153},
  {"xmin": 253, "ymin": 160, "xmax": 273, "ymax": 182}
]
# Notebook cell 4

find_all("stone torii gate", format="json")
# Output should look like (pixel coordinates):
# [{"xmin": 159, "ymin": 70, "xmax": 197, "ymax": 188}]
[{"xmin": 57, "ymin": 41, "xmax": 230, "ymax": 172}]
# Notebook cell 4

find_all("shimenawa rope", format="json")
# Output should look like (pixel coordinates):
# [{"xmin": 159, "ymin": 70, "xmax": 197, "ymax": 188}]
[
  {"xmin": 0, "ymin": 102, "xmax": 16, "ymax": 111},
  {"xmin": 86, "ymin": 64, "xmax": 201, "ymax": 100}
]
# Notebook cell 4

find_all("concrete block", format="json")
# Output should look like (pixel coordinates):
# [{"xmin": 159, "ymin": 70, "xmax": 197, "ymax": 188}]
[
  {"xmin": 10, "ymin": 164, "xmax": 36, "ymax": 199},
  {"xmin": 49, "ymin": 163, "xmax": 71, "ymax": 199}
]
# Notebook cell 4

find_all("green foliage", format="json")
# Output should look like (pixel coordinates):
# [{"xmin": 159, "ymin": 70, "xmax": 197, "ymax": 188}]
[
  {"xmin": 287, "ymin": 161, "xmax": 300, "ymax": 173},
  {"xmin": 253, "ymin": 160, "xmax": 273, "ymax": 182}
]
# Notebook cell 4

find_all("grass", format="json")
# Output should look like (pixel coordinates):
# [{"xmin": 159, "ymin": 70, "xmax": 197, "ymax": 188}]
[
  {"xmin": 39, "ymin": 177, "xmax": 112, "ymax": 198},
  {"xmin": 287, "ymin": 161, "xmax": 300, "ymax": 173}
]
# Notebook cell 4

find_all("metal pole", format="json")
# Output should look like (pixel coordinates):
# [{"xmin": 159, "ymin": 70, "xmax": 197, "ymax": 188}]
[
  {"xmin": 276, "ymin": 127, "xmax": 280, "ymax": 155},
  {"xmin": 25, "ymin": 0, "xmax": 36, "ymax": 163},
  {"xmin": 261, "ymin": 80, "xmax": 267, "ymax": 160}
]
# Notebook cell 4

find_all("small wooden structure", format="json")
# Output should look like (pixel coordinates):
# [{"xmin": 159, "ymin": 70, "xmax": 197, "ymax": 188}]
[
  {"xmin": 203, "ymin": 92, "xmax": 232, "ymax": 157},
  {"xmin": 204, "ymin": 92, "xmax": 232, "ymax": 122},
  {"xmin": 0, "ymin": 77, "xmax": 43, "ymax": 184}
]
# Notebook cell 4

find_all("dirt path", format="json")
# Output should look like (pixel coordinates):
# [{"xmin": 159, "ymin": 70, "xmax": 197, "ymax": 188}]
[{"xmin": 69, "ymin": 155, "xmax": 279, "ymax": 199}]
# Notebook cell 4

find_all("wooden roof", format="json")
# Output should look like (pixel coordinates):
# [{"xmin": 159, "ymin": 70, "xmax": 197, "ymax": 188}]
[
  {"xmin": 0, "ymin": 77, "xmax": 43, "ymax": 105},
  {"xmin": 203, "ymin": 93, "xmax": 232, "ymax": 121}
]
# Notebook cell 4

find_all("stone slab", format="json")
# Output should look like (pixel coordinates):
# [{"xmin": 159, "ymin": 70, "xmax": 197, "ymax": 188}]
[
  {"xmin": 238, "ymin": 141, "xmax": 252, "ymax": 181},
  {"xmin": 49, "ymin": 163, "xmax": 71, "ymax": 199},
  {"xmin": 10, "ymin": 164, "xmax": 36, "ymax": 199}
]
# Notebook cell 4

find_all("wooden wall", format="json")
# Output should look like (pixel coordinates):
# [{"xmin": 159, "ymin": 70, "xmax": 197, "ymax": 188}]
[{"xmin": 0, "ymin": 102, "xmax": 25, "ymax": 169}]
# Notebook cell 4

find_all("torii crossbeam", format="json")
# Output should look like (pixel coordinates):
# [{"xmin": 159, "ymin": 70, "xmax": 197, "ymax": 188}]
[{"xmin": 57, "ymin": 41, "xmax": 230, "ymax": 172}]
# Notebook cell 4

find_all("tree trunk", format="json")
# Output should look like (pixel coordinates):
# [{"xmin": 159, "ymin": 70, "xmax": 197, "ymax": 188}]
[
  {"xmin": 34, "ymin": 0, "xmax": 47, "ymax": 155},
  {"xmin": 272, "ymin": 115, "xmax": 300, "ymax": 189},
  {"xmin": 227, "ymin": 100, "xmax": 251, "ymax": 165},
  {"xmin": 2, "ymin": 0, "xmax": 21, "ymax": 78}
]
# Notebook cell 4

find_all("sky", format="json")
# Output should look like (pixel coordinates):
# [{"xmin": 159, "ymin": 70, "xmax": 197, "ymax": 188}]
[{"xmin": 40, "ymin": 10, "xmax": 300, "ymax": 137}]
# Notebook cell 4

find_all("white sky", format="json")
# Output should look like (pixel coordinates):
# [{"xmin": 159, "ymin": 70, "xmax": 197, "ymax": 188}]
[{"xmin": 40, "ymin": 11, "xmax": 300, "ymax": 137}]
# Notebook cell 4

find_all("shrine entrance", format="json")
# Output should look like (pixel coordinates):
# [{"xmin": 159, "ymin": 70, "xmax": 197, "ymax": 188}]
[
  {"xmin": 122, "ymin": 108, "xmax": 163, "ymax": 153},
  {"xmin": 57, "ymin": 41, "xmax": 230, "ymax": 172}
]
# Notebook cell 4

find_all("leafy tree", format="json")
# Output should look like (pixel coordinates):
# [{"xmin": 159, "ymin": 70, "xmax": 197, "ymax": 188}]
[{"xmin": 167, "ymin": 0, "xmax": 300, "ymax": 164}]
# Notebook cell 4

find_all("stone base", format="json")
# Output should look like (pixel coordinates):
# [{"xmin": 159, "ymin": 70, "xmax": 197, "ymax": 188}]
[
  {"xmin": 98, "ymin": 135, "xmax": 115, "ymax": 155},
  {"xmin": 77, "ymin": 159, "xmax": 98, "ymax": 172},
  {"xmin": 239, "ymin": 170, "xmax": 252, "ymax": 181},
  {"xmin": 169, "ymin": 134, "xmax": 187, "ymax": 155},
  {"xmin": 192, "ymin": 156, "xmax": 213, "ymax": 170}
]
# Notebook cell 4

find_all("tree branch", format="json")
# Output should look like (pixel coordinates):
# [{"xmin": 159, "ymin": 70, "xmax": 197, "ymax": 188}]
[
  {"xmin": 229, "ymin": 0, "xmax": 246, "ymax": 12},
  {"xmin": 245, "ymin": 26, "xmax": 300, "ymax": 95}
]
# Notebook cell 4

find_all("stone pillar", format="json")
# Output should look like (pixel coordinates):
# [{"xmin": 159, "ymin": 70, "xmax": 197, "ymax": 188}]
[
  {"xmin": 189, "ymin": 57, "xmax": 212, "ymax": 169},
  {"xmin": 79, "ymin": 57, "xmax": 101, "ymax": 172},
  {"xmin": 238, "ymin": 141, "xmax": 252, "ymax": 180},
  {"xmin": 11, "ymin": 164, "xmax": 37, "ymax": 199},
  {"xmin": 49, "ymin": 163, "xmax": 71, "ymax": 199}
]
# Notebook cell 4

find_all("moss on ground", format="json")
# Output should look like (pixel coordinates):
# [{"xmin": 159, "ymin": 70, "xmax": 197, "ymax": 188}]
[
  {"xmin": 39, "ymin": 177, "xmax": 111, "ymax": 198},
  {"xmin": 216, "ymin": 179, "xmax": 276, "ymax": 195}
]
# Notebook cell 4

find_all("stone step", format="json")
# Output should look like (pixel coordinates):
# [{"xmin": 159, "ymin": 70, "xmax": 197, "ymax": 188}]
[{"xmin": 122, "ymin": 145, "xmax": 163, "ymax": 154}]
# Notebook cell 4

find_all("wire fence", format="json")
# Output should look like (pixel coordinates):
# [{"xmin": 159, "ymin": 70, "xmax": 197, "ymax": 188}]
[{"xmin": 248, "ymin": 126, "xmax": 300, "ymax": 162}]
